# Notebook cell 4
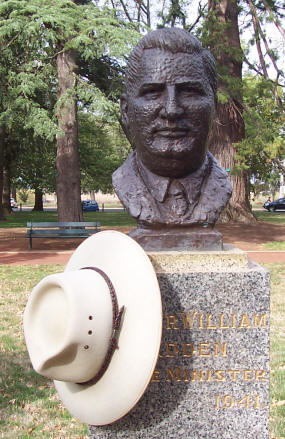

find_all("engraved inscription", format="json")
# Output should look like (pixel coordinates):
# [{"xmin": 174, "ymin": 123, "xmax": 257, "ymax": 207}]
[
  {"xmin": 214, "ymin": 394, "xmax": 268, "ymax": 410},
  {"xmin": 153, "ymin": 309, "xmax": 269, "ymax": 412},
  {"xmin": 160, "ymin": 341, "xmax": 227, "ymax": 358},
  {"xmin": 151, "ymin": 369, "xmax": 268, "ymax": 383},
  {"xmin": 165, "ymin": 312, "xmax": 268, "ymax": 330}
]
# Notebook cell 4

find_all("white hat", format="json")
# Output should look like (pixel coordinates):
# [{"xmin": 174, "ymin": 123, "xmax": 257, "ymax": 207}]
[{"xmin": 24, "ymin": 231, "xmax": 162, "ymax": 426}]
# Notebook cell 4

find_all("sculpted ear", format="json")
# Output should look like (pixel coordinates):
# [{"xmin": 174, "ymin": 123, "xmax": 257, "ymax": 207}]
[{"xmin": 120, "ymin": 94, "xmax": 130, "ymax": 139}]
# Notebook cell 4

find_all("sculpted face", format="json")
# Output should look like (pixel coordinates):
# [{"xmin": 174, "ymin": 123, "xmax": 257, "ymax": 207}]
[{"xmin": 122, "ymin": 48, "xmax": 215, "ymax": 178}]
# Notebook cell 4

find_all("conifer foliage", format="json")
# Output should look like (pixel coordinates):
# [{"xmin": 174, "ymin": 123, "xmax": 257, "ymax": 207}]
[
  {"xmin": 108, "ymin": 0, "xmax": 284, "ymax": 223},
  {"xmin": 0, "ymin": 0, "xmax": 283, "ymax": 222},
  {"xmin": 0, "ymin": 0, "xmax": 137, "ymax": 220}
]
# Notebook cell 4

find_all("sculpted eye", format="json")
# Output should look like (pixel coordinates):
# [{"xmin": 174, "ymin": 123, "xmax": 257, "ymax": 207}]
[
  {"xmin": 139, "ymin": 85, "xmax": 164, "ymax": 100},
  {"xmin": 179, "ymin": 84, "xmax": 204, "ymax": 96}
]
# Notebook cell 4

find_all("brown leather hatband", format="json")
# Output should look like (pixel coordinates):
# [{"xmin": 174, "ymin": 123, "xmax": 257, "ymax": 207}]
[{"xmin": 79, "ymin": 266, "xmax": 125, "ymax": 385}]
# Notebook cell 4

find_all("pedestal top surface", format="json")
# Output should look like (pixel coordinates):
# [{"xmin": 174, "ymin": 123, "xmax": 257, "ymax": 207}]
[{"xmin": 147, "ymin": 244, "xmax": 260, "ymax": 273}]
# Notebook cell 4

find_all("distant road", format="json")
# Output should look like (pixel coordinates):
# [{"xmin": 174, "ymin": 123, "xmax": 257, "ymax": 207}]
[
  {"xmin": 16, "ymin": 207, "xmax": 57, "ymax": 212},
  {"xmin": 16, "ymin": 206, "xmax": 125, "ymax": 213},
  {"xmin": 16, "ymin": 206, "xmax": 285, "ymax": 213}
]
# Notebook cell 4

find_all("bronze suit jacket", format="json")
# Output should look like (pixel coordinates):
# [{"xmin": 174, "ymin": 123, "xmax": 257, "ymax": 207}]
[{"xmin": 112, "ymin": 151, "xmax": 232, "ymax": 228}]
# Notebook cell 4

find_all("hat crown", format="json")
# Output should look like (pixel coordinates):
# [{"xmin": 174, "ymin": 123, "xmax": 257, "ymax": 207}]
[
  {"xmin": 23, "ymin": 230, "xmax": 162, "ymax": 426},
  {"xmin": 24, "ymin": 269, "xmax": 113, "ymax": 383}
]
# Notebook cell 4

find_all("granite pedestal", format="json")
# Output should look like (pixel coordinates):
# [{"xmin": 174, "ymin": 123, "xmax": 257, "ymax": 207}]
[{"xmin": 89, "ymin": 246, "xmax": 270, "ymax": 439}]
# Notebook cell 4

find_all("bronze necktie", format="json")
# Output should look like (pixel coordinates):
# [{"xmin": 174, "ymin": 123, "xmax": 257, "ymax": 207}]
[{"xmin": 167, "ymin": 180, "xmax": 188, "ymax": 217}]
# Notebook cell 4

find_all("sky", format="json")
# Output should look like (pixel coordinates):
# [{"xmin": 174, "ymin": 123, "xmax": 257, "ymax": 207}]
[{"xmin": 100, "ymin": 0, "xmax": 284, "ymax": 83}]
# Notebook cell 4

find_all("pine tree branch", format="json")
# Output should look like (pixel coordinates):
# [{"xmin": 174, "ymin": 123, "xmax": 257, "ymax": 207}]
[
  {"xmin": 136, "ymin": 0, "xmax": 141, "ymax": 23},
  {"xmin": 3, "ymin": 32, "xmax": 22, "ymax": 50},
  {"xmin": 110, "ymin": 0, "xmax": 118, "ymax": 18},
  {"xmin": 254, "ymin": 12, "xmax": 284, "ymax": 79},
  {"xmin": 160, "ymin": 0, "xmax": 167, "ymax": 20},
  {"xmin": 134, "ymin": 0, "xmax": 148, "ymax": 15},
  {"xmin": 146, "ymin": 0, "xmax": 151, "ymax": 27},
  {"xmin": 243, "ymin": 56, "xmax": 265, "ymax": 76},
  {"xmin": 133, "ymin": 0, "xmax": 150, "ymax": 28},
  {"xmin": 118, "ymin": 0, "xmax": 134, "ymax": 23},
  {"xmin": 246, "ymin": 0, "xmax": 284, "ymax": 106},
  {"xmin": 243, "ymin": 56, "xmax": 285, "ymax": 87},
  {"xmin": 246, "ymin": 0, "xmax": 269, "ymax": 79},
  {"xmin": 261, "ymin": 0, "xmax": 285, "ymax": 39},
  {"xmin": 186, "ymin": 1, "xmax": 206, "ymax": 33},
  {"xmin": 246, "ymin": 0, "xmax": 284, "ymax": 79}
]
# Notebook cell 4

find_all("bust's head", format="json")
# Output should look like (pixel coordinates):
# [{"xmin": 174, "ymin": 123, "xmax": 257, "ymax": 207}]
[{"xmin": 121, "ymin": 28, "xmax": 217, "ymax": 178}]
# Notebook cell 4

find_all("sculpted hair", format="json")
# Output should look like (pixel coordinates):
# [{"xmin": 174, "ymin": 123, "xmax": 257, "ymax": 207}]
[{"xmin": 125, "ymin": 28, "xmax": 217, "ymax": 98}]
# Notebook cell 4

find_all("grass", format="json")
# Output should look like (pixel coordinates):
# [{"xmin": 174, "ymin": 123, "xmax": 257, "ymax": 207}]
[
  {"xmin": 262, "ymin": 242, "xmax": 285, "ymax": 251},
  {"xmin": 0, "ymin": 209, "xmax": 284, "ymax": 229},
  {"xmin": 267, "ymin": 262, "xmax": 285, "ymax": 438},
  {"xmin": 0, "ymin": 265, "xmax": 88, "ymax": 439},
  {"xmin": 0, "ymin": 263, "xmax": 285, "ymax": 437},
  {"xmin": 0, "ymin": 210, "xmax": 136, "ymax": 228},
  {"xmin": 254, "ymin": 210, "xmax": 285, "ymax": 225}
]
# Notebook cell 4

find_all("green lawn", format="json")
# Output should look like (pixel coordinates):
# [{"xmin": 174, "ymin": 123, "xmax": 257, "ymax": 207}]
[
  {"xmin": 262, "ymin": 241, "xmax": 285, "ymax": 250},
  {"xmin": 0, "ymin": 265, "xmax": 88, "ymax": 439},
  {"xmin": 0, "ymin": 263, "xmax": 284, "ymax": 437},
  {"xmin": 269, "ymin": 262, "xmax": 285, "ymax": 437},
  {"xmin": 0, "ymin": 209, "xmax": 284, "ymax": 229},
  {"xmin": 0, "ymin": 210, "xmax": 136, "ymax": 228},
  {"xmin": 254, "ymin": 210, "xmax": 285, "ymax": 225}
]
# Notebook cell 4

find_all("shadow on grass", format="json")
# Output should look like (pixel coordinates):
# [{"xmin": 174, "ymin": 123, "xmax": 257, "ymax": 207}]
[{"xmin": 0, "ymin": 352, "xmax": 55, "ymax": 410}]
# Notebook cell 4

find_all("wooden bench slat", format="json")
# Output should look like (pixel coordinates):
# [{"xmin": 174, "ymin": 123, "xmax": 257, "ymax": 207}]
[
  {"xmin": 28, "ymin": 231, "xmax": 98, "ymax": 235},
  {"xmin": 27, "ymin": 230, "xmax": 99, "ymax": 235},
  {"xmin": 30, "ymin": 234, "xmax": 96, "ymax": 238},
  {"xmin": 26, "ymin": 221, "xmax": 101, "ymax": 249},
  {"xmin": 27, "ymin": 221, "xmax": 100, "ymax": 228}
]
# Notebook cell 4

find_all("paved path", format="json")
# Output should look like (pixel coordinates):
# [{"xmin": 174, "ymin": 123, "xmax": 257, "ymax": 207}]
[
  {"xmin": 246, "ymin": 251, "xmax": 285, "ymax": 263},
  {"xmin": 0, "ymin": 251, "xmax": 72, "ymax": 265}
]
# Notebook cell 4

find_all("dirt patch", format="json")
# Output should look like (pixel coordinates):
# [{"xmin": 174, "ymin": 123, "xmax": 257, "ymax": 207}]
[
  {"xmin": 216, "ymin": 221, "xmax": 285, "ymax": 251},
  {"xmin": 0, "ymin": 227, "xmax": 133, "ymax": 252},
  {"xmin": 1, "ymin": 222, "xmax": 285, "ymax": 265},
  {"xmin": 1, "ymin": 222, "xmax": 284, "ymax": 252}
]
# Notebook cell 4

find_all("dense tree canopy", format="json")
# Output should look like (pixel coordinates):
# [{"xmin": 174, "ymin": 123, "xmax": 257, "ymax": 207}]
[
  {"xmin": 0, "ymin": 0, "xmax": 284, "ymax": 221},
  {"xmin": 238, "ymin": 75, "xmax": 284, "ymax": 181},
  {"xmin": 0, "ymin": 0, "xmax": 137, "ymax": 218},
  {"xmin": 103, "ymin": 0, "xmax": 284, "ymax": 223},
  {"xmin": 79, "ymin": 112, "xmax": 130, "ymax": 193}
]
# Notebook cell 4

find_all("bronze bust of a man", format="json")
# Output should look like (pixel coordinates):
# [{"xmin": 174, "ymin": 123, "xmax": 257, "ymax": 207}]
[{"xmin": 112, "ymin": 28, "xmax": 232, "ymax": 251}]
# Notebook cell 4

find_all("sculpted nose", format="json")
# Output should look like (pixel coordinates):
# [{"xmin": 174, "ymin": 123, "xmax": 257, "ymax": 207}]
[{"xmin": 159, "ymin": 86, "xmax": 184, "ymax": 120}]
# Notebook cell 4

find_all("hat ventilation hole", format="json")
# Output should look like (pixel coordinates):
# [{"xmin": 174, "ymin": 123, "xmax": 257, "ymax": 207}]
[
  {"xmin": 84, "ymin": 345, "xmax": 89, "ymax": 350},
  {"xmin": 88, "ymin": 315, "xmax": 93, "ymax": 320},
  {"xmin": 88, "ymin": 330, "xmax": 92, "ymax": 335}
]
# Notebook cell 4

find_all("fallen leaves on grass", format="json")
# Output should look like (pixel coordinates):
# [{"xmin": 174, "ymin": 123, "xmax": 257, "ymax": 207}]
[{"xmin": 0, "ymin": 265, "xmax": 88, "ymax": 438}]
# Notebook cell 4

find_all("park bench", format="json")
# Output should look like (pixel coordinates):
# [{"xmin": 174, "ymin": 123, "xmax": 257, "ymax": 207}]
[{"xmin": 26, "ymin": 221, "xmax": 101, "ymax": 250}]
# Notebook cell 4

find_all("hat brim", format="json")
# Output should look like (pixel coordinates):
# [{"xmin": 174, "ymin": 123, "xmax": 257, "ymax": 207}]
[{"xmin": 54, "ymin": 230, "xmax": 162, "ymax": 425}]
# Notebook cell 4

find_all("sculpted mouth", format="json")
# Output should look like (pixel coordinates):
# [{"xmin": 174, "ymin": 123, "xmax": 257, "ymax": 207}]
[
  {"xmin": 154, "ymin": 128, "xmax": 189, "ymax": 138},
  {"xmin": 146, "ymin": 135, "xmax": 196, "ymax": 159}
]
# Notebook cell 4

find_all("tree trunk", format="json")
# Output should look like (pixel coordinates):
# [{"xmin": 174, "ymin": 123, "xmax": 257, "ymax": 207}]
[
  {"xmin": 56, "ymin": 45, "xmax": 83, "ymax": 222},
  {"xmin": 11, "ymin": 187, "xmax": 17, "ymax": 200},
  {"xmin": 207, "ymin": 0, "xmax": 256, "ymax": 223},
  {"xmin": 2, "ymin": 163, "xmax": 11, "ymax": 215},
  {"xmin": 0, "ymin": 126, "xmax": 6, "ymax": 220},
  {"xmin": 33, "ymin": 188, "xmax": 44, "ymax": 211},
  {"xmin": 209, "ymin": 102, "xmax": 254, "ymax": 223}
]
